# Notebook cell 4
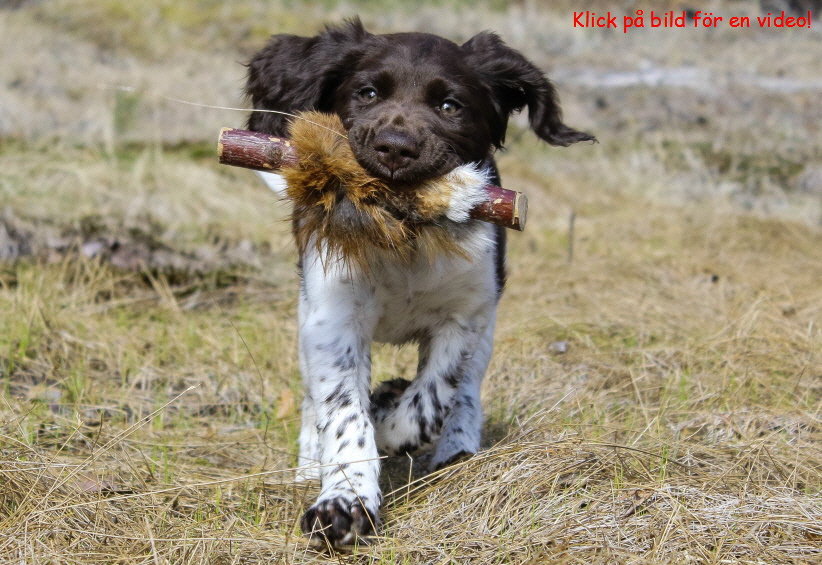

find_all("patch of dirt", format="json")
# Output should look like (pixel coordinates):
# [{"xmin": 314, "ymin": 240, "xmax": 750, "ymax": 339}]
[{"xmin": 0, "ymin": 210, "xmax": 266, "ymax": 279}]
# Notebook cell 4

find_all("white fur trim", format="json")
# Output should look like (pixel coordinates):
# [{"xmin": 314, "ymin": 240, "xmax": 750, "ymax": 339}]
[
  {"xmin": 256, "ymin": 171, "xmax": 288, "ymax": 196},
  {"xmin": 441, "ymin": 163, "xmax": 491, "ymax": 223}
]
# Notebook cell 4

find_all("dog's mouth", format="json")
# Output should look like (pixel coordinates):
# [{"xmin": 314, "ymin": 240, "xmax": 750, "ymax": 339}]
[
  {"xmin": 346, "ymin": 125, "xmax": 462, "ymax": 185},
  {"xmin": 358, "ymin": 158, "xmax": 420, "ymax": 184},
  {"xmin": 356, "ymin": 153, "xmax": 461, "ymax": 185}
]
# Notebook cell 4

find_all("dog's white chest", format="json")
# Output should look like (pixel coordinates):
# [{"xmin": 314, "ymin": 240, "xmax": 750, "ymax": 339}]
[{"xmin": 368, "ymin": 228, "xmax": 499, "ymax": 344}]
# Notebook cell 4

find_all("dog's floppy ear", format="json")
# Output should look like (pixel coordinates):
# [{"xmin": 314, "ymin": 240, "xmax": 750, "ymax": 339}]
[
  {"xmin": 246, "ymin": 19, "xmax": 368, "ymax": 135},
  {"xmin": 462, "ymin": 32, "xmax": 595, "ymax": 147}
]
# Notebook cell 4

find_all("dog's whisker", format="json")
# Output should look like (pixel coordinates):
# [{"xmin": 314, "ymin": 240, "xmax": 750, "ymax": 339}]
[{"xmin": 98, "ymin": 84, "xmax": 348, "ymax": 139}]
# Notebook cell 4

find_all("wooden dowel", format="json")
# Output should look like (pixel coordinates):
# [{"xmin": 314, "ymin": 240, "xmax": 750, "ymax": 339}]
[
  {"xmin": 218, "ymin": 128, "xmax": 300, "ymax": 171},
  {"xmin": 469, "ymin": 183, "xmax": 528, "ymax": 232},
  {"xmin": 217, "ymin": 127, "xmax": 527, "ymax": 231}
]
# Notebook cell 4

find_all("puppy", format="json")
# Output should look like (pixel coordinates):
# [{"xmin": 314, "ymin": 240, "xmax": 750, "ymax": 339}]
[{"xmin": 245, "ymin": 18, "xmax": 593, "ymax": 546}]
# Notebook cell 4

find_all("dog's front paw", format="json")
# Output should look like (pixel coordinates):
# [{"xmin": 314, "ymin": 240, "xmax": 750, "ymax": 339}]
[
  {"xmin": 300, "ymin": 496, "xmax": 378, "ymax": 547},
  {"xmin": 429, "ymin": 449, "xmax": 474, "ymax": 472}
]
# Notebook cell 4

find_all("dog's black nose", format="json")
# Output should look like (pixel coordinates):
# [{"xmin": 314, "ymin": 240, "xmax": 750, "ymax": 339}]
[{"xmin": 372, "ymin": 130, "xmax": 420, "ymax": 174}]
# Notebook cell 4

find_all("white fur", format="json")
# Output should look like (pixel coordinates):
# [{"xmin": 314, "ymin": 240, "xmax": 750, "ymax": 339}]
[
  {"xmin": 259, "ymin": 161, "xmax": 502, "ymax": 544},
  {"xmin": 256, "ymin": 171, "xmax": 289, "ymax": 196},
  {"xmin": 438, "ymin": 163, "xmax": 492, "ymax": 223}
]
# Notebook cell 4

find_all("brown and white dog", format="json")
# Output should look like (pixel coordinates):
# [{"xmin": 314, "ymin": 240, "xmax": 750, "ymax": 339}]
[{"xmin": 245, "ymin": 18, "xmax": 593, "ymax": 546}]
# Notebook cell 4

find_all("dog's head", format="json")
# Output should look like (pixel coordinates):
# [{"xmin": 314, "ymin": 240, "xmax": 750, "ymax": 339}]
[{"xmin": 246, "ymin": 19, "xmax": 594, "ymax": 184}]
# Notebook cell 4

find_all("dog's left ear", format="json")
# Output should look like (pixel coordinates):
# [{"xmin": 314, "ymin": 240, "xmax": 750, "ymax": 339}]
[{"xmin": 462, "ymin": 32, "xmax": 595, "ymax": 147}]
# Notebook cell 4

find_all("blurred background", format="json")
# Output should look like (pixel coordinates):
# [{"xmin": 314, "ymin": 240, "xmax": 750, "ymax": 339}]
[{"xmin": 2, "ymin": 0, "xmax": 820, "ymax": 260}]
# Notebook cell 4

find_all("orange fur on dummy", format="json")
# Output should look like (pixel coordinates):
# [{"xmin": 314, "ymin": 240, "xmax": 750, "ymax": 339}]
[{"xmin": 282, "ymin": 112, "xmax": 480, "ymax": 268}]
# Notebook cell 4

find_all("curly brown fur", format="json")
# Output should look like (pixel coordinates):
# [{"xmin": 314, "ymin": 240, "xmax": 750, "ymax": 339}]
[{"xmin": 282, "ymin": 112, "xmax": 463, "ymax": 269}]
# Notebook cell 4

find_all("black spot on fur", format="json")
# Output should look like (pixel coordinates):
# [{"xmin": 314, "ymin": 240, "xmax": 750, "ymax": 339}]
[
  {"xmin": 369, "ymin": 378, "xmax": 412, "ymax": 416},
  {"xmin": 337, "ymin": 391, "xmax": 353, "ymax": 408},
  {"xmin": 443, "ymin": 369, "xmax": 461, "ymax": 388},
  {"xmin": 419, "ymin": 427, "xmax": 431, "ymax": 445},
  {"xmin": 427, "ymin": 381, "xmax": 442, "ymax": 414},
  {"xmin": 324, "ymin": 380, "xmax": 347, "ymax": 405},
  {"xmin": 335, "ymin": 413, "xmax": 359, "ymax": 439},
  {"xmin": 395, "ymin": 441, "xmax": 417, "ymax": 455}
]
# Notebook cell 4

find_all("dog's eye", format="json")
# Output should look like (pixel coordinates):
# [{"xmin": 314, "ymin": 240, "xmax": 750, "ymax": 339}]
[
  {"xmin": 358, "ymin": 87, "xmax": 378, "ymax": 102},
  {"xmin": 438, "ymin": 99, "xmax": 462, "ymax": 116}
]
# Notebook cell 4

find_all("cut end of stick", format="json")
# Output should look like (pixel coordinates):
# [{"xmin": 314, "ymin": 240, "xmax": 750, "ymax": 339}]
[
  {"xmin": 217, "ymin": 127, "xmax": 232, "ymax": 160},
  {"xmin": 513, "ymin": 192, "xmax": 528, "ymax": 231}
]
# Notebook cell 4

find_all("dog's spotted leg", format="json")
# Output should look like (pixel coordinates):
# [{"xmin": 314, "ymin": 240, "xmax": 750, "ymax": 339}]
[
  {"xmin": 295, "ymin": 338, "xmax": 323, "ymax": 481},
  {"xmin": 295, "ymin": 396, "xmax": 321, "ymax": 481},
  {"xmin": 297, "ymin": 256, "xmax": 382, "ymax": 546},
  {"xmin": 429, "ymin": 316, "xmax": 495, "ymax": 470},
  {"xmin": 372, "ymin": 310, "xmax": 494, "ymax": 459}
]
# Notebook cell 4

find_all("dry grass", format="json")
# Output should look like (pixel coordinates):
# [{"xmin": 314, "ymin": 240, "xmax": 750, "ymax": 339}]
[
  {"xmin": 2, "ymin": 411, "xmax": 820, "ymax": 563},
  {"xmin": 1, "ymin": 1, "xmax": 821, "ymax": 563}
]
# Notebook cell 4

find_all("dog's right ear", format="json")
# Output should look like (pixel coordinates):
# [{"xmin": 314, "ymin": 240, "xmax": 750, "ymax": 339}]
[{"xmin": 246, "ymin": 19, "xmax": 369, "ymax": 135}]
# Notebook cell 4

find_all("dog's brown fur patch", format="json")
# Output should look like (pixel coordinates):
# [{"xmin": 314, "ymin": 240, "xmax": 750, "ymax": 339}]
[{"xmin": 282, "ymin": 112, "xmax": 464, "ymax": 269}]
